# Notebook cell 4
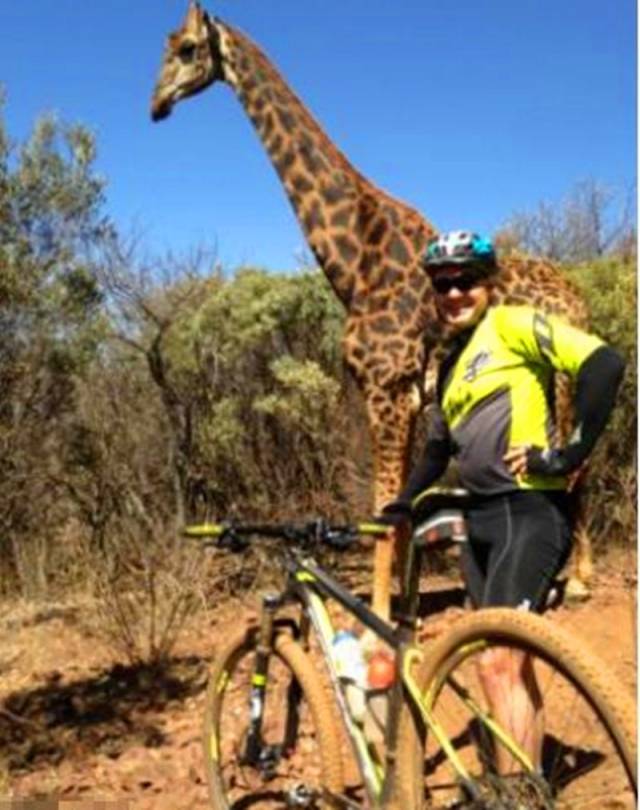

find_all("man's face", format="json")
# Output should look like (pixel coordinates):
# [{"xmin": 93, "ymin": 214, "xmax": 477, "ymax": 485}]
[{"xmin": 431, "ymin": 267, "xmax": 491, "ymax": 331}]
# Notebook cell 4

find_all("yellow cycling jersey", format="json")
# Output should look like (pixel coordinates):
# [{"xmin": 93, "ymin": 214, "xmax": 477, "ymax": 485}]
[{"xmin": 438, "ymin": 305, "xmax": 603, "ymax": 494}]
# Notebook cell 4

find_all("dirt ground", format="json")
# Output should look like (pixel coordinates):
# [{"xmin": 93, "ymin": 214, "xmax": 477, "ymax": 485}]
[{"xmin": 0, "ymin": 548, "xmax": 636, "ymax": 809}]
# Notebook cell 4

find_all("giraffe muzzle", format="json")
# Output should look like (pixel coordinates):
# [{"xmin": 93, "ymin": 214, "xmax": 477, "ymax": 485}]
[{"xmin": 151, "ymin": 97, "xmax": 173, "ymax": 121}]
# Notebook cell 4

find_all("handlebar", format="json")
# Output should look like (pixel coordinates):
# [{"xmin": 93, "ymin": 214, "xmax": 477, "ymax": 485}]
[{"xmin": 182, "ymin": 519, "xmax": 391, "ymax": 552}]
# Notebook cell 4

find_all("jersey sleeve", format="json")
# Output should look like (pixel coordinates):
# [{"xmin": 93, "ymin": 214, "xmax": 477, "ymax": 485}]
[{"xmin": 494, "ymin": 306, "xmax": 604, "ymax": 376}]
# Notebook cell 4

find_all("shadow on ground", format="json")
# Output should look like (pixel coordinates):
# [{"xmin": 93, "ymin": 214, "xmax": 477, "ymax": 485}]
[{"xmin": 0, "ymin": 656, "xmax": 209, "ymax": 775}]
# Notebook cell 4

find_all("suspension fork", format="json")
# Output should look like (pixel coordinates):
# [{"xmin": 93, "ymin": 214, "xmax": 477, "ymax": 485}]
[{"xmin": 244, "ymin": 593, "xmax": 280, "ymax": 765}]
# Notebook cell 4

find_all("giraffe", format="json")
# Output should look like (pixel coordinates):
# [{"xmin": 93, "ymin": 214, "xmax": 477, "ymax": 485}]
[{"xmin": 150, "ymin": 2, "xmax": 593, "ymax": 617}]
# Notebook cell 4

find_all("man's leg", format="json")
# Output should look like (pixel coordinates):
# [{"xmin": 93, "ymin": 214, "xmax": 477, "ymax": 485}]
[
  {"xmin": 466, "ymin": 492, "xmax": 572, "ymax": 772},
  {"xmin": 476, "ymin": 646, "xmax": 544, "ymax": 772}
]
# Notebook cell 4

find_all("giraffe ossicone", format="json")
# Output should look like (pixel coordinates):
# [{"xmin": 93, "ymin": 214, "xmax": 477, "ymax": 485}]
[{"xmin": 151, "ymin": 2, "xmax": 593, "ymax": 617}]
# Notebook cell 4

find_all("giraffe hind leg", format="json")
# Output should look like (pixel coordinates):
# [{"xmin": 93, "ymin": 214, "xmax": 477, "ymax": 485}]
[
  {"xmin": 565, "ymin": 485, "xmax": 593, "ymax": 602},
  {"xmin": 555, "ymin": 375, "xmax": 593, "ymax": 601}
]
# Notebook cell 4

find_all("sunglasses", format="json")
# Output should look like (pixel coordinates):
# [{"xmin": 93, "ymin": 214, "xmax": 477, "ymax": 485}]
[{"xmin": 431, "ymin": 273, "xmax": 481, "ymax": 295}]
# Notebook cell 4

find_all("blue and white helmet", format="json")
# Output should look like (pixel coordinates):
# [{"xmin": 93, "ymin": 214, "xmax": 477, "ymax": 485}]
[{"xmin": 423, "ymin": 231, "xmax": 497, "ymax": 276}]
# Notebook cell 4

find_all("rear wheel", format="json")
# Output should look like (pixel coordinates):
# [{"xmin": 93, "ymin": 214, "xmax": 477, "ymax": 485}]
[
  {"xmin": 397, "ymin": 608, "xmax": 637, "ymax": 809},
  {"xmin": 203, "ymin": 624, "xmax": 345, "ymax": 809}
]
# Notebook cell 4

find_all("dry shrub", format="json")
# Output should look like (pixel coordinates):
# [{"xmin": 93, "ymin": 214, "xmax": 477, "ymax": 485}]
[{"xmin": 90, "ymin": 524, "xmax": 205, "ymax": 665}]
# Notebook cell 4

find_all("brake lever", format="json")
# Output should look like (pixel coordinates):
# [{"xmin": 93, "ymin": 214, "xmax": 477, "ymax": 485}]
[
  {"xmin": 324, "ymin": 526, "xmax": 357, "ymax": 550},
  {"xmin": 218, "ymin": 526, "xmax": 250, "ymax": 553}
]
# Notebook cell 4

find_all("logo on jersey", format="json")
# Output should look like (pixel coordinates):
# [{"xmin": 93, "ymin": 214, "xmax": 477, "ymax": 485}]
[{"xmin": 462, "ymin": 349, "xmax": 492, "ymax": 382}]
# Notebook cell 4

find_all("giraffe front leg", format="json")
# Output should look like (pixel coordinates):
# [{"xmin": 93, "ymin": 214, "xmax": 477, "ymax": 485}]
[{"xmin": 366, "ymin": 387, "xmax": 418, "ymax": 620}]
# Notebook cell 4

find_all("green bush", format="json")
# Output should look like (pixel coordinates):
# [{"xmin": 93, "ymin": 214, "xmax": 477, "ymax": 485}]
[{"xmin": 564, "ymin": 257, "xmax": 637, "ymax": 548}]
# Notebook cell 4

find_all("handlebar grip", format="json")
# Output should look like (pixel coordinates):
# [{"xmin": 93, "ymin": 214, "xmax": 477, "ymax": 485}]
[
  {"xmin": 356, "ymin": 522, "xmax": 395, "ymax": 537},
  {"xmin": 183, "ymin": 523, "xmax": 226, "ymax": 538}
]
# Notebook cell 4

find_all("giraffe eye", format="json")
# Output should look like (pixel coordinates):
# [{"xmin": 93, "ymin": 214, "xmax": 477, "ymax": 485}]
[{"xmin": 178, "ymin": 41, "xmax": 196, "ymax": 63}]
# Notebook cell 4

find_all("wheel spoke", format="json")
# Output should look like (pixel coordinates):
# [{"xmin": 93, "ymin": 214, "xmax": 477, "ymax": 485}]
[
  {"xmin": 397, "ymin": 609, "xmax": 636, "ymax": 810},
  {"xmin": 203, "ymin": 629, "xmax": 343, "ymax": 809}
]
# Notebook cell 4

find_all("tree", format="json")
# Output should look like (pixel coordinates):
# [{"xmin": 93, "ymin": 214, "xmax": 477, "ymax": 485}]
[
  {"xmin": 497, "ymin": 178, "xmax": 636, "ymax": 262},
  {"xmin": 0, "ymin": 101, "xmax": 110, "ymax": 596}
]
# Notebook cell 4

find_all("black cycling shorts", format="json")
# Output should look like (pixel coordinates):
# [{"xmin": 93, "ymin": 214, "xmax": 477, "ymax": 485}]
[{"xmin": 461, "ymin": 490, "xmax": 573, "ymax": 612}]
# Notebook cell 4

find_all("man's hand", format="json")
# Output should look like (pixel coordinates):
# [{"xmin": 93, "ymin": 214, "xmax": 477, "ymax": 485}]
[
  {"xmin": 504, "ymin": 445, "xmax": 576, "ymax": 478},
  {"xmin": 503, "ymin": 445, "xmax": 530, "ymax": 477}
]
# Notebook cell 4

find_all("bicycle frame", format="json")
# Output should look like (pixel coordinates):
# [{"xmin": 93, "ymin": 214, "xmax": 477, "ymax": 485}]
[{"xmin": 254, "ymin": 535, "xmax": 536, "ymax": 808}]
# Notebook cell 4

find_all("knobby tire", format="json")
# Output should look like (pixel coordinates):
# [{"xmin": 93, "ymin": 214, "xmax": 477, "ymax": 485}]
[
  {"xmin": 396, "ymin": 607, "xmax": 636, "ymax": 810},
  {"xmin": 203, "ymin": 624, "xmax": 345, "ymax": 810}
]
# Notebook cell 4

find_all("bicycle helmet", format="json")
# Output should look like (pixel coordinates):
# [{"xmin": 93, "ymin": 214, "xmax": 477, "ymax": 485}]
[{"xmin": 423, "ymin": 231, "xmax": 497, "ymax": 276}]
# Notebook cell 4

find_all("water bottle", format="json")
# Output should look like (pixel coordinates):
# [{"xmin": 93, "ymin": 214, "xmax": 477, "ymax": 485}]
[
  {"xmin": 364, "ymin": 649, "xmax": 396, "ymax": 743},
  {"xmin": 332, "ymin": 630, "xmax": 367, "ymax": 723}
]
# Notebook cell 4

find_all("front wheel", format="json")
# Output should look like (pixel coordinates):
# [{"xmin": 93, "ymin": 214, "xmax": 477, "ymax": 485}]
[
  {"xmin": 203, "ymin": 624, "xmax": 345, "ymax": 809},
  {"xmin": 396, "ymin": 608, "xmax": 637, "ymax": 809}
]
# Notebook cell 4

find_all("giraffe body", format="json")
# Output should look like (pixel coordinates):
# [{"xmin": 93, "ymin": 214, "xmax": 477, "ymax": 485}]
[{"xmin": 151, "ymin": 3, "xmax": 592, "ymax": 616}]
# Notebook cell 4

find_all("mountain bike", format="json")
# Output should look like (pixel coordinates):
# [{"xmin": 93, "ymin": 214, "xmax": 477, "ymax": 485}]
[{"xmin": 185, "ymin": 487, "xmax": 637, "ymax": 810}]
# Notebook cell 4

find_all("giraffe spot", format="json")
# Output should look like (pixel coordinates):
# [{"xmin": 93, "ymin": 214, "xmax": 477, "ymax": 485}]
[
  {"xmin": 411, "ymin": 230, "xmax": 428, "ymax": 254},
  {"xmin": 369, "ymin": 391, "xmax": 388, "ymax": 407},
  {"xmin": 384, "ymin": 339, "xmax": 406, "ymax": 353},
  {"xmin": 263, "ymin": 111, "xmax": 274, "ymax": 138},
  {"xmin": 356, "ymin": 199, "xmax": 377, "ymax": 235},
  {"xmin": 303, "ymin": 199, "xmax": 326, "ymax": 232},
  {"xmin": 370, "ymin": 315, "xmax": 397, "ymax": 335},
  {"xmin": 292, "ymin": 173, "xmax": 314, "ymax": 194},
  {"xmin": 322, "ymin": 184, "xmax": 347, "ymax": 205},
  {"xmin": 270, "ymin": 134, "xmax": 284, "ymax": 155},
  {"xmin": 376, "ymin": 264, "xmax": 404, "ymax": 287},
  {"xmin": 253, "ymin": 95, "xmax": 266, "ymax": 113},
  {"xmin": 359, "ymin": 250, "xmax": 376, "ymax": 277},
  {"xmin": 409, "ymin": 271, "xmax": 428, "ymax": 293},
  {"xmin": 273, "ymin": 89, "xmax": 289, "ymax": 106},
  {"xmin": 387, "ymin": 235, "xmax": 410, "ymax": 265},
  {"xmin": 369, "ymin": 219, "xmax": 388, "ymax": 246},
  {"xmin": 249, "ymin": 109, "xmax": 264, "ymax": 128},
  {"xmin": 299, "ymin": 137, "xmax": 324, "ymax": 174},
  {"xmin": 276, "ymin": 107, "xmax": 296, "ymax": 133},
  {"xmin": 354, "ymin": 323, "xmax": 367, "ymax": 344},
  {"xmin": 392, "ymin": 290, "xmax": 418, "ymax": 321},
  {"xmin": 352, "ymin": 290, "xmax": 368, "ymax": 309},
  {"xmin": 371, "ymin": 292, "xmax": 391, "ymax": 309},
  {"xmin": 299, "ymin": 146, "xmax": 320, "ymax": 174},
  {"xmin": 243, "ymin": 77, "xmax": 257, "ymax": 94},
  {"xmin": 330, "ymin": 206, "xmax": 352, "ymax": 228},
  {"xmin": 274, "ymin": 149, "xmax": 296, "ymax": 175},
  {"xmin": 326, "ymin": 261, "xmax": 347, "ymax": 284},
  {"xmin": 335, "ymin": 234, "xmax": 359, "ymax": 264},
  {"xmin": 382, "ymin": 204, "xmax": 401, "ymax": 227}
]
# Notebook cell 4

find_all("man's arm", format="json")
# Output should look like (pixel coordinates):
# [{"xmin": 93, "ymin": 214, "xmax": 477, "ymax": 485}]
[
  {"xmin": 505, "ymin": 344, "xmax": 626, "ymax": 477},
  {"xmin": 379, "ymin": 406, "xmax": 452, "ymax": 524}
]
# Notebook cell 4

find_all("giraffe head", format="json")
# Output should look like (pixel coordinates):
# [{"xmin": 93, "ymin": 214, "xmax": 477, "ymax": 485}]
[{"xmin": 151, "ymin": 2, "xmax": 223, "ymax": 121}]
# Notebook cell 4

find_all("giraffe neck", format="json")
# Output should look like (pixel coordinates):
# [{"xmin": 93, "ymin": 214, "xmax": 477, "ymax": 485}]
[{"xmin": 216, "ymin": 22, "xmax": 433, "ymax": 308}]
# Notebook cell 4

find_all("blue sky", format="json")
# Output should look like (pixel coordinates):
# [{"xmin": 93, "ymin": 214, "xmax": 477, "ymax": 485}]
[{"xmin": 2, "ymin": 0, "xmax": 636, "ymax": 270}]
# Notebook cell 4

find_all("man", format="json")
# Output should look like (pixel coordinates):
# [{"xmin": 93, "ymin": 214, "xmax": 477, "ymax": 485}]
[{"xmin": 381, "ymin": 230, "xmax": 625, "ymax": 771}]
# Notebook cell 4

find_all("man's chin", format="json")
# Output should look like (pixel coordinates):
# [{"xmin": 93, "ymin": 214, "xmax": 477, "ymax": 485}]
[{"xmin": 445, "ymin": 311, "xmax": 479, "ymax": 330}]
